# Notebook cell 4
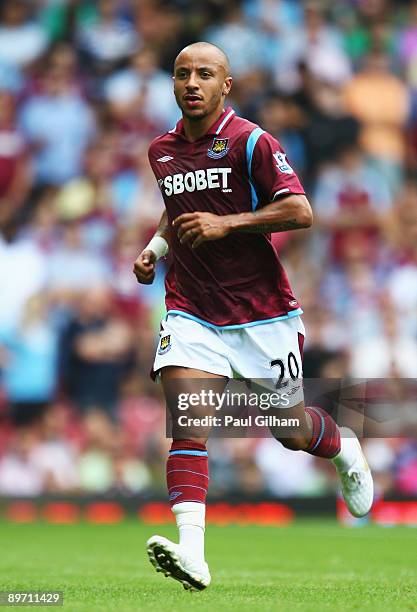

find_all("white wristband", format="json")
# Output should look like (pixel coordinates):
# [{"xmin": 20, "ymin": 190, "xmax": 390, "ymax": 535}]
[{"xmin": 145, "ymin": 236, "xmax": 169, "ymax": 260}]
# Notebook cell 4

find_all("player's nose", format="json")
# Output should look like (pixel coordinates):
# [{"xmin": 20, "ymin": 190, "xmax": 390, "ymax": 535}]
[{"xmin": 185, "ymin": 71, "xmax": 200, "ymax": 90}]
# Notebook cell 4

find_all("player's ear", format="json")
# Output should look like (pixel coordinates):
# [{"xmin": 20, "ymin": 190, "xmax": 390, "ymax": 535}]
[{"xmin": 222, "ymin": 76, "xmax": 232, "ymax": 96}]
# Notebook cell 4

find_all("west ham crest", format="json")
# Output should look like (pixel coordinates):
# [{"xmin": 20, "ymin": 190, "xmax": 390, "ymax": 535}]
[
  {"xmin": 158, "ymin": 334, "xmax": 171, "ymax": 355},
  {"xmin": 207, "ymin": 137, "xmax": 229, "ymax": 159}
]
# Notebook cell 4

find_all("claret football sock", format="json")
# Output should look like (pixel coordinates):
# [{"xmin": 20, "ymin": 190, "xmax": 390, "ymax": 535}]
[
  {"xmin": 305, "ymin": 406, "xmax": 341, "ymax": 459},
  {"xmin": 167, "ymin": 440, "xmax": 209, "ymax": 505},
  {"xmin": 166, "ymin": 440, "xmax": 209, "ymax": 563}
]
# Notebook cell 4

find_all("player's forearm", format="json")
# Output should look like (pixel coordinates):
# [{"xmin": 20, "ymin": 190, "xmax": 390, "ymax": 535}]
[
  {"xmin": 143, "ymin": 210, "xmax": 170, "ymax": 260},
  {"xmin": 155, "ymin": 210, "xmax": 171, "ymax": 244},
  {"xmin": 227, "ymin": 195, "xmax": 313, "ymax": 234}
]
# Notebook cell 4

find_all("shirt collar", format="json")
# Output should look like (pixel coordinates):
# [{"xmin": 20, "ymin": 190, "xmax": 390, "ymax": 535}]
[{"xmin": 169, "ymin": 107, "xmax": 235, "ymax": 138}]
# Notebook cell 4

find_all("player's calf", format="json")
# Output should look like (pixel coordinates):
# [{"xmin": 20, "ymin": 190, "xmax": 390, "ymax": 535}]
[
  {"xmin": 268, "ymin": 400, "xmax": 314, "ymax": 452},
  {"xmin": 279, "ymin": 434, "xmax": 313, "ymax": 451}
]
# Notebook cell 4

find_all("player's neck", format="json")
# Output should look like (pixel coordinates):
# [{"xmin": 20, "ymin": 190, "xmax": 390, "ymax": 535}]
[{"xmin": 182, "ymin": 106, "xmax": 225, "ymax": 142}]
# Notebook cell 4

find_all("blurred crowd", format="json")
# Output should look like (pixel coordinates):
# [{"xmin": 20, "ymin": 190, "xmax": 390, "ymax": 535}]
[{"xmin": 1, "ymin": 0, "xmax": 417, "ymax": 499}]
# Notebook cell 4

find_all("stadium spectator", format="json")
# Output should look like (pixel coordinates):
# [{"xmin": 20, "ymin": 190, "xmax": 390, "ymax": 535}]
[
  {"xmin": 313, "ymin": 143, "xmax": 392, "ymax": 264},
  {"xmin": 104, "ymin": 47, "xmax": 179, "ymax": 132},
  {"xmin": 109, "ymin": 141, "xmax": 165, "ymax": 227},
  {"xmin": 110, "ymin": 426, "xmax": 152, "ymax": 495},
  {"xmin": 76, "ymin": 0, "xmax": 139, "ymax": 67},
  {"xmin": 0, "ymin": 90, "xmax": 32, "ymax": 226},
  {"xmin": 47, "ymin": 221, "xmax": 110, "ymax": 300},
  {"xmin": 243, "ymin": 0, "xmax": 303, "ymax": 33},
  {"xmin": 393, "ymin": 440, "xmax": 417, "ymax": 495},
  {"xmin": 110, "ymin": 224, "xmax": 165, "ymax": 326},
  {"xmin": 300, "ymin": 2, "xmax": 352, "ymax": 86},
  {"xmin": 59, "ymin": 285, "xmax": 133, "ymax": 417},
  {"xmin": 301, "ymin": 81, "xmax": 360, "ymax": 177},
  {"xmin": 77, "ymin": 409, "xmax": 115, "ymax": 492},
  {"xmin": 204, "ymin": 3, "xmax": 266, "ymax": 77},
  {"xmin": 349, "ymin": 296, "xmax": 417, "ymax": 378},
  {"xmin": 257, "ymin": 95, "xmax": 306, "ymax": 177},
  {"xmin": 0, "ymin": 0, "xmax": 49, "ymax": 70},
  {"xmin": 0, "ymin": 293, "xmax": 59, "ymax": 426},
  {"xmin": 19, "ymin": 62, "xmax": 96, "ymax": 186},
  {"xmin": 343, "ymin": 51, "xmax": 410, "ymax": 191},
  {"xmin": 55, "ymin": 136, "xmax": 119, "ymax": 254},
  {"xmin": 0, "ymin": 220, "xmax": 47, "ymax": 332},
  {"xmin": 269, "ymin": 1, "xmax": 351, "ymax": 93},
  {"xmin": 385, "ymin": 180, "xmax": 417, "ymax": 334},
  {"xmin": 22, "ymin": 187, "xmax": 60, "ymax": 253},
  {"xmin": 118, "ymin": 372, "xmax": 166, "ymax": 457},
  {"xmin": 30, "ymin": 403, "xmax": 79, "ymax": 492},
  {"xmin": 0, "ymin": 428, "xmax": 44, "ymax": 496},
  {"xmin": 398, "ymin": 0, "xmax": 417, "ymax": 78}
]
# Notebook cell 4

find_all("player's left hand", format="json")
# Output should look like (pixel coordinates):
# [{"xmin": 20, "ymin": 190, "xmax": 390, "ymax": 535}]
[{"xmin": 173, "ymin": 212, "xmax": 230, "ymax": 249}]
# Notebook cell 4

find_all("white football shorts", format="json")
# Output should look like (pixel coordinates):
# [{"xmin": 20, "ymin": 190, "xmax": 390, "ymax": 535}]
[{"xmin": 152, "ymin": 313, "xmax": 306, "ymax": 408}]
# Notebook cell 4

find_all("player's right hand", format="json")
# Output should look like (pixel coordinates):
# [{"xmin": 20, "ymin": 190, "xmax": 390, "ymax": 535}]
[{"xmin": 133, "ymin": 250, "xmax": 157, "ymax": 284}]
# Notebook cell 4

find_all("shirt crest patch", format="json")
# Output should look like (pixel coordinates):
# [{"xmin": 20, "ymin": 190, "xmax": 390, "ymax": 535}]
[
  {"xmin": 158, "ymin": 334, "xmax": 171, "ymax": 355},
  {"xmin": 207, "ymin": 137, "xmax": 229, "ymax": 159}
]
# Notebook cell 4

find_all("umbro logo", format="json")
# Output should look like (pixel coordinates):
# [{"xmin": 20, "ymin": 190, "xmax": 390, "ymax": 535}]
[
  {"xmin": 157, "ymin": 155, "xmax": 174, "ymax": 162},
  {"xmin": 168, "ymin": 491, "xmax": 182, "ymax": 501}
]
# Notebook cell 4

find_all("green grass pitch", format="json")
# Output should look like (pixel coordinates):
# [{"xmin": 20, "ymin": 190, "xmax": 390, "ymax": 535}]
[{"xmin": 0, "ymin": 520, "xmax": 416, "ymax": 611}]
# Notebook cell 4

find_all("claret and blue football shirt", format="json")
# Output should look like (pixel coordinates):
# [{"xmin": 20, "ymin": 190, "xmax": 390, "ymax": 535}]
[{"xmin": 148, "ymin": 107, "xmax": 306, "ymax": 329}]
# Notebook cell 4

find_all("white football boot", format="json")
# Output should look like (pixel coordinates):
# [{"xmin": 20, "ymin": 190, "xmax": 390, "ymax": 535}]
[
  {"xmin": 332, "ymin": 427, "xmax": 374, "ymax": 517},
  {"xmin": 146, "ymin": 535, "xmax": 211, "ymax": 591}
]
